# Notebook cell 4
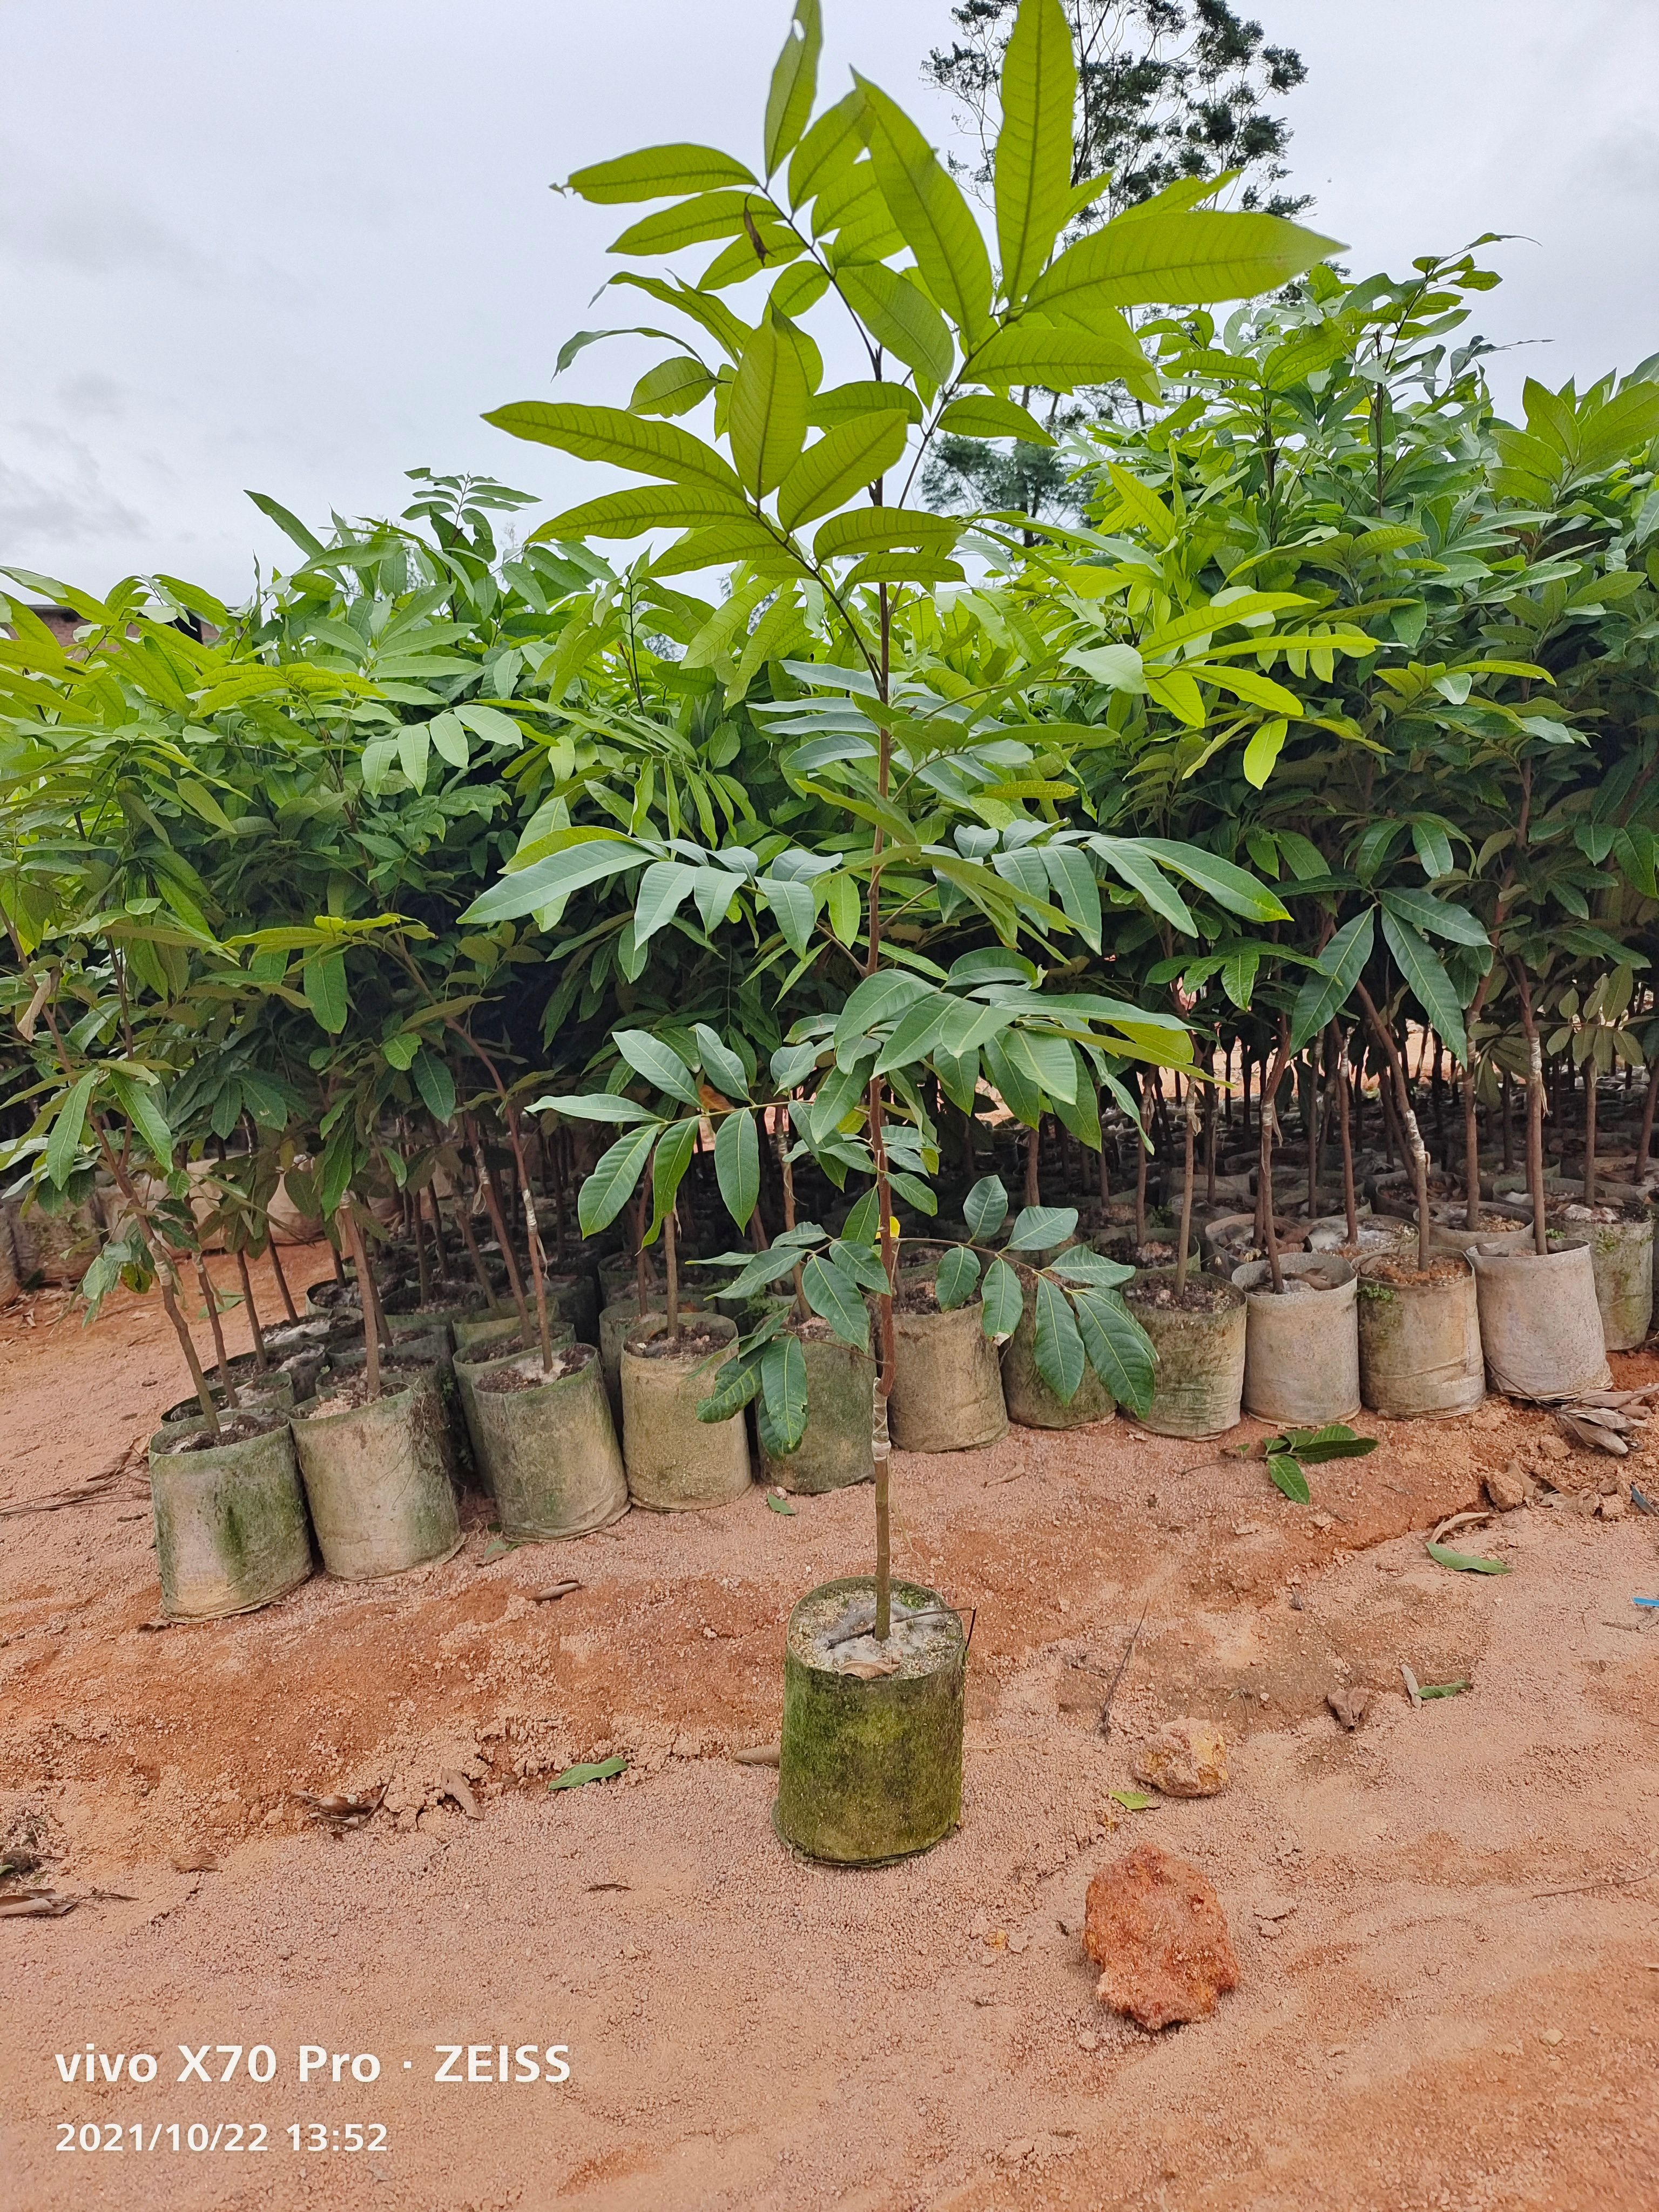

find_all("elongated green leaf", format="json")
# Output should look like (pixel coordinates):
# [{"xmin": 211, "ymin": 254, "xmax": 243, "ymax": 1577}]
[
  {"xmin": 980, "ymin": 1256, "xmax": 1024, "ymax": 1339},
  {"xmin": 764, "ymin": 0, "xmax": 821, "ymax": 177},
  {"xmin": 935, "ymin": 1245, "xmax": 982, "ymax": 1310},
  {"xmin": 649, "ymin": 1117, "xmax": 697, "ymax": 1239},
  {"xmin": 1427, "ymin": 1540, "xmax": 1511, "ymax": 1575},
  {"xmin": 482, "ymin": 402, "xmax": 743, "ymax": 496},
  {"xmin": 968, "ymin": 323, "xmax": 1151, "ymax": 391},
  {"xmin": 1379, "ymin": 887, "xmax": 1488, "ymax": 948},
  {"xmin": 759, "ymin": 1332, "xmax": 809, "ymax": 1452},
  {"xmin": 1380, "ymin": 911, "xmax": 1467, "ymax": 1064},
  {"xmin": 698, "ymin": 1350, "xmax": 764, "ymax": 1422},
  {"xmin": 578, "ymin": 1123, "xmax": 659, "ymax": 1233},
  {"xmin": 1277, "ymin": 1424, "xmax": 1378, "ymax": 1462},
  {"xmin": 633, "ymin": 860, "xmax": 698, "ymax": 947},
  {"xmin": 853, "ymin": 73, "xmax": 992, "ymax": 342},
  {"xmin": 108, "ymin": 1071, "xmax": 173, "ymax": 1170},
  {"xmin": 813, "ymin": 505, "xmax": 955, "ymax": 561},
  {"xmin": 801, "ymin": 1252, "xmax": 871, "ymax": 1349},
  {"xmin": 1071, "ymin": 1289, "xmax": 1155, "ymax": 1417},
  {"xmin": 964, "ymin": 1174, "xmax": 1009, "ymax": 1240},
  {"xmin": 1242, "ymin": 716, "xmax": 1287, "ymax": 788},
  {"xmin": 1033, "ymin": 1274, "xmax": 1085, "ymax": 1401},
  {"xmin": 609, "ymin": 189, "xmax": 771, "ymax": 255},
  {"xmin": 760, "ymin": 874, "xmax": 817, "ymax": 957},
  {"xmin": 693, "ymin": 1024, "xmax": 751, "ymax": 1100},
  {"xmin": 938, "ymin": 393, "xmax": 1055, "ymax": 444},
  {"xmin": 46, "ymin": 1070, "xmax": 97, "ymax": 1188},
  {"xmin": 1049, "ymin": 1247, "xmax": 1134, "ymax": 1287},
  {"xmin": 1006, "ymin": 1204, "xmax": 1080, "ymax": 1252},
  {"xmin": 806, "ymin": 381, "xmax": 925, "ymax": 431},
  {"xmin": 1267, "ymin": 1453, "xmax": 1311, "ymax": 1503},
  {"xmin": 528, "ymin": 1092, "xmax": 660, "ymax": 1125},
  {"xmin": 1027, "ymin": 208, "xmax": 1344, "ymax": 315},
  {"xmin": 1088, "ymin": 837, "xmax": 1196, "ymax": 934},
  {"xmin": 629, "ymin": 354, "xmax": 717, "ymax": 417},
  {"xmin": 412, "ymin": 1048, "xmax": 456, "ymax": 1124},
  {"xmin": 835, "ymin": 264, "xmax": 954, "ymax": 382},
  {"xmin": 982, "ymin": 1030, "xmax": 1044, "ymax": 1127},
  {"xmin": 538, "ymin": 484, "xmax": 746, "ymax": 541},
  {"xmin": 1134, "ymin": 839, "xmax": 1291, "ymax": 923},
  {"xmin": 1041, "ymin": 845, "xmax": 1103, "ymax": 948},
  {"xmin": 730, "ymin": 314, "xmax": 812, "ymax": 497},
  {"xmin": 775, "ymin": 411, "xmax": 911, "ymax": 531},
  {"xmin": 714, "ymin": 1108, "xmax": 760, "ymax": 1228},
  {"xmin": 548, "ymin": 1755, "xmax": 629, "ymax": 1790},
  {"xmin": 304, "ymin": 948, "xmax": 348, "ymax": 1035},
  {"xmin": 995, "ymin": 0, "xmax": 1076, "ymax": 303},
  {"xmin": 396, "ymin": 724, "xmax": 429, "ymax": 792},
  {"xmin": 615, "ymin": 1028, "xmax": 702, "ymax": 1107},
  {"xmin": 569, "ymin": 145, "xmax": 757, "ymax": 204},
  {"xmin": 1289, "ymin": 908, "xmax": 1375, "ymax": 1054}
]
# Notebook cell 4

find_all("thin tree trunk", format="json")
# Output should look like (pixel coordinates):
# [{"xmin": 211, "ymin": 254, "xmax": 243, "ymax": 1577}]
[
  {"xmin": 266, "ymin": 1232, "xmax": 299, "ymax": 1325},
  {"xmin": 1175, "ymin": 1092, "xmax": 1196, "ymax": 1296},
  {"xmin": 234, "ymin": 1245, "xmax": 268, "ymax": 1371},
  {"xmin": 194, "ymin": 1256, "xmax": 238, "ymax": 1407},
  {"xmin": 1336, "ymin": 1035, "xmax": 1359, "ymax": 1246},
  {"xmin": 468, "ymin": 1116, "xmax": 528, "ymax": 1334},
  {"xmin": 1510, "ymin": 966, "xmax": 1550, "ymax": 1255},
  {"xmin": 160, "ymin": 1276, "xmax": 220, "ymax": 1437},
  {"xmin": 778, "ymin": 1115, "xmax": 806, "ymax": 1320},
  {"xmin": 1134, "ymin": 1077, "xmax": 1149, "ymax": 1249},
  {"xmin": 1259, "ymin": 1022, "xmax": 1292, "ymax": 1293},
  {"xmin": 502, "ymin": 1103, "xmax": 555, "ymax": 1373},
  {"xmin": 452, "ymin": 1184, "xmax": 496, "ymax": 1302},
  {"xmin": 1358, "ymin": 984, "xmax": 1432, "ymax": 1271},
  {"xmin": 663, "ymin": 1204, "xmax": 680, "ymax": 1344},
  {"xmin": 1501, "ymin": 1070, "xmax": 1514, "ymax": 1171},
  {"xmin": 1025, "ymin": 1123, "xmax": 1040, "ymax": 1209},
  {"xmin": 340, "ymin": 1202, "xmax": 381, "ymax": 1400},
  {"xmin": 1462, "ymin": 1064, "xmax": 1482, "ymax": 1234},
  {"xmin": 1583, "ymin": 1058, "xmax": 1598, "ymax": 1206},
  {"xmin": 1097, "ymin": 1096, "xmax": 1111, "ymax": 1212},
  {"xmin": 1204, "ymin": 1045, "xmax": 1217, "ymax": 1206}
]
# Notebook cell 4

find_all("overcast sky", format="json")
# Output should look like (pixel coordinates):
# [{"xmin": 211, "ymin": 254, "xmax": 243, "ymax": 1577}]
[{"xmin": 3, "ymin": 0, "xmax": 1656, "ymax": 598}]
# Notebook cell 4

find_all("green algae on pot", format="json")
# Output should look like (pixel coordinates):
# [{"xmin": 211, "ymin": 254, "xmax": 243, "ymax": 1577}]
[
  {"xmin": 1556, "ymin": 1205, "xmax": 1653, "ymax": 1351},
  {"xmin": 621, "ymin": 1312, "xmax": 751, "ymax": 1511},
  {"xmin": 467, "ymin": 1344, "xmax": 628, "ymax": 1540},
  {"xmin": 599, "ymin": 1291, "xmax": 705, "ymax": 1424},
  {"xmin": 775, "ymin": 1577, "xmax": 966, "ymax": 1866},
  {"xmin": 1122, "ymin": 1270, "xmax": 1246, "ymax": 1439},
  {"xmin": 761, "ymin": 1323, "xmax": 876, "ymax": 1495},
  {"xmin": 291, "ymin": 1361, "xmax": 461, "ymax": 1580},
  {"xmin": 1356, "ymin": 1252, "xmax": 1484, "ymax": 1419},
  {"xmin": 1001, "ymin": 1284, "xmax": 1114, "ymax": 1431},
  {"xmin": 888, "ymin": 1276, "xmax": 1007, "ymax": 1453},
  {"xmin": 148, "ymin": 1411, "xmax": 312, "ymax": 1621},
  {"xmin": 455, "ymin": 1320, "xmax": 577, "ymax": 1468}
]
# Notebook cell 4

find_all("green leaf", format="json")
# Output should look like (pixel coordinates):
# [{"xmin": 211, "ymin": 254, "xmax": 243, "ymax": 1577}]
[
  {"xmin": 692, "ymin": 1024, "xmax": 751, "ymax": 1101},
  {"xmin": 834, "ymin": 264, "xmax": 954, "ymax": 383},
  {"xmin": 1289, "ymin": 908, "xmax": 1375, "ymax": 1054},
  {"xmin": 614, "ymin": 1028, "xmax": 702, "ymax": 1108},
  {"xmin": 801, "ymin": 1252, "xmax": 871, "ymax": 1350},
  {"xmin": 1380, "ymin": 911, "xmax": 1467, "ymax": 1064},
  {"xmin": 303, "ymin": 948, "xmax": 348, "ymax": 1035},
  {"xmin": 539, "ymin": 484, "xmax": 747, "ymax": 540},
  {"xmin": 980, "ymin": 1256, "xmax": 1024, "ymax": 1339},
  {"xmin": 698, "ymin": 1352, "xmax": 763, "ymax": 1422},
  {"xmin": 994, "ymin": 0, "xmax": 1076, "ymax": 303},
  {"xmin": 629, "ymin": 355, "xmax": 717, "ymax": 418},
  {"xmin": 760, "ymin": 874, "xmax": 818, "ymax": 957},
  {"xmin": 1379, "ymin": 888, "xmax": 1488, "ymax": 947},
  {"xmin": 482, "ymin": 402, "xmax": 743, "ymax": 496},
  {"xmin": 1071, "ymin": 1289, "xmax": 1155, "ymax": 1417},
  {"xmin": 854, "ymin": 73, "xmax": 992, "ymax": 342},
  {"xmin": 107, "ymin": 1072, "xmax": 173, "ymax": 1170},
  {"xmin": 1027, "ymin": 208, "xmax": 1344, "ymax": 315},
  {"xmin": 427, "ymin": 710, "xmax": 470, "ymax": 769},
  {"xmin": 1033, "ymin": 1274, "xmax": 1085, "ymax": 1402},
  {"xmin": 967, "ymin": 322, "xmax": 1149, "ymax": 391},
  {"xmin": 775, "ymin": 412, "xmax": 911, "ymax": 532},
  {"xmin": 759, "ymin": 1332, "xmax": 810, "ymax": 1453},
  {"xmin": 1242, "ymin": 716, "xmax": 1288, "ymax": 789},
  {"xmin": 937, "ymin": 393, "xmax": 1055, "ymax": 446},
  {"xmin": 1049, "ymin": 1247, "xmax": 1134, "ymax": 1288},
  {"xmin": 578, "ymin": 1124, "xmax": 659, "ymax": 1235},
  {"xmin": 1107, "ymin": 1789, "xmax": 1154, "ymax": 1811},
  {"xmin": 1266, "ymin": 1453, "xmax": 1311, "ymax": 1504},
  {"xmin": 1419, "ymin": 1678, "xmax": 1472, "ymax": 1698},
  {"xmin": 529, "ymin": 1092, "xmax": 659, "ymax": 1125},
  {"xmin": 806, "ymin": 381, "xmax": 925, "ymax": 432},
  {"xmin": 46, "ymin": 1070, "xmax": 97, "ymax": 1188},
  {"xmin": 1427, "ymin": 1541, "xmax": 1512, "ymax": 1576},
  {"xmin": 547, "ymin": 1755, "xmax": 628, "ymax": 1790},
  {"xmin": 397, "ymin": 723, "xmax": 429, "ymax": 792},
  {"xmin": 412, "ymin": 1048, "xmax": 456, "ymax": 1124},
  {"xmin": 764, "ymin": 0, "xmax": 821, "ymax": 177},
  {"xmin": 1006, "ymin": 1205, "xmax": 1080, "ymax": 1252},
  {"xmin": 714, "ymin": 1109, "xmax": 760, "ymax": 1229},
  {"xmin": 935, "ymin": 1245, "xmax": 982, "ymax": 1310},
  {"xmin": 1277, "ymin": 1424, "xmax": 1378, "ymax": 1462},
  {"xmin": 463, "ymin": 834, "xmax": 648, "ymax": 927},
  {"xmin": 649, "ymin": 1117, "xmax": 698, "ymax": 1239},
  {"xmin": 730, "ymin": 314, "xmax": 813, "ymax": 497},
  {"xmin": 765, "ymin": 1491, "xmax": 798, "ymax": 1515},
  {"xmin": 964, "ymin": 1175, "xmax": 1009, "ymax": 1240},
  {"xmin": 568, "ymin": 145, "xmax": 757, "ymax": 204}
]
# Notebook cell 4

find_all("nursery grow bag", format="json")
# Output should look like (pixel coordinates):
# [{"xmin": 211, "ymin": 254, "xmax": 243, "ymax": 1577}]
[
  {"xmin": 1574, "ymin": 1212, "xmax": 1654, "ymax": 1351},
  {"xmin": 455, "ymin": 1321, "xmax": 575, "ymax": 1462},
  {"xmin": 621, "ymin": 1313, "xmax": 751, "ymax": 1511},
  {"xmin": 599, "ymin": 1292, "xmax": 705, "ymax": 1424},
  {"xmin": 1122, "ymin": 1270, "xmax": 1246, "ymax": 1439},
  {"xmin": 291, "ymin": 1363, "xmax": 461, "ymax": 1580},
  {"xmin": 761, "ymin": 1326, "xmax": 877, "ymax": 1494},
  {"xmin": 148, "ymin": 1410, "xmax": 312, "ymax": 1621},
  {"xmin": 887, "ymin": 1283, "xmax": 1007, "ymax": 1453},
  {"xmin": 466, "ymin": 1344, "xmax": 627, "ymax": 1540},
  {"xmin": 1471, "ymin": 1237, "xmax": 1612, "ymax": 1401},
  {"xmin": 1356, "ymin": 1253, "xmax": 1485, "ymax": 1419},
  {"xmin": 1232, "ymin": 1253, "xmax": 1360, "ymax": 1427},
  {"xmin": 1000, "ymin": 1286, "xmax": 1115, "ymax": 1431},
  {"xmin": 775, "ymin": 1576, "xmax": 966, "ymax": 1866}
]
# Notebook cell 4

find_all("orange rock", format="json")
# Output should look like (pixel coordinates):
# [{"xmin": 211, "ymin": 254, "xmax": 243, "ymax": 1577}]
[
  {"xmin": 1084, "ymin": 1842, "xmax": 1239, "ymax": 2031},
  {"xmin": 1132, "ymin": 1716, "xmax": 1229, "ymax": 1797}
]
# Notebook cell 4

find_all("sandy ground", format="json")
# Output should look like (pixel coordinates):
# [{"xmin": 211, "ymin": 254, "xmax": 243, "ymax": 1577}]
[{"xmin": 2, "ymin": 1243, "xmax": 1658, "ymax": 2212}]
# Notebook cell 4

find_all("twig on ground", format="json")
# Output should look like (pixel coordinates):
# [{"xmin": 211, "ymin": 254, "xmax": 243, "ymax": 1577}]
[{"xmin": 1098, "ymin": 1604, "xmax": 1150, "ymax": 1740}]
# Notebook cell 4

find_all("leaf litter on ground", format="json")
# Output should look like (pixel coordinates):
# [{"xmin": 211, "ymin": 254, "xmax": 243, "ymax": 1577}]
[{"xmin": 548, "ymin": 1755, "xmax": 628, "ymax": 1792}]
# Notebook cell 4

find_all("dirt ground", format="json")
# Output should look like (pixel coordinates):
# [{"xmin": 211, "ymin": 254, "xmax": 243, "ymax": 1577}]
[{"xmin": 3, "ymin": 1242, "xmax": 1658, "ymax": 2212}]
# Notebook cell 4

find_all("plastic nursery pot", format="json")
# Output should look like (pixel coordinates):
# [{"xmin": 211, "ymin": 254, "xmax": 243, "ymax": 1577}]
[
  {"xmin": 1556, "ymin": 1207, "xmax": 1654, "ymax": 1352},
  {"xmin": 621, "ymin": 1312, "xmax": 751, "ymax": 1512},
  {"xmin": 466, "ymin": 1344, "xmax": 628, "ymax": 1541},
  {"xmin": 1231, "ymin": 1253, "xmax": 1361, "ymax": 1427},
  {"xmin": 775, "ymin": 1577, "xmax": 967, "ymax": 1867},
  {"xmin": 1356, "ymin": 1253, "xmax": 1485, "ymax": 1419},
  {"xmin": 1470, "ymin": 1236, "xmax": 1612, "ymax": 1402},
  {"xmin": 762, "ymin": 1323, "xmax": 878, "ymax": 1495},
  {"xmin": 1000, "ymin": 1285, "xmax": 1114, "ymax": 1431},
  {"xmin": 887, "ymin": 1275, "xmax": 1007, "ymax": 1454},
  {"xmin": 454, "ymin": 1321, "xmax": 576, "ymax": 1466},
  {"xmin": 1122, "ymin": 1270, "xmax": 1246, "ymax": 1439},
  {"xmin": 598, "ymin": 1291, "xmax": 704, "ymax": 1424},
  {"xmin": 290, "ymin": 1362, "xmax": 461, "ymax": 1580},
  {"xmin": 147, "ymin": 1410, "xmax": 312, "ymax": 1622}
]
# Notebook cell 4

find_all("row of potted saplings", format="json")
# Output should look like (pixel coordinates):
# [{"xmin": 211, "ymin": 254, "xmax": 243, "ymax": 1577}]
[{"xmin": 144, "ymin": 1144, "xmax": 1652, "ymax": 1622}]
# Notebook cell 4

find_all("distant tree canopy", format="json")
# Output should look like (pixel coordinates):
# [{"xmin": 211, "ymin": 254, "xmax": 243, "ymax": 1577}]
[{"xmin": 926, "ymin": 0, "xmax": 1310, "ymax": 225}]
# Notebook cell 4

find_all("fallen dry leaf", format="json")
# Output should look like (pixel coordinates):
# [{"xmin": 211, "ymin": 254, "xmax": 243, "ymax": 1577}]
[
  {"xmin": 439, "ymin": 1771, "xmax": 481, "ymax": 1820},
  {"xmin": 0, "ymin": 1896, "xmax": 76, "ymax": 1919},
  {"xmin": 534, "ymin": 1581, "xmax": 582, "ymax": 1603},
  {"xmin": 840, "ymin": 1654, "xmax": 902, "ymax": 1680},
  {"xmin": 733, "ymin": 1743, "xmax": 782, "ymax": 1767}
]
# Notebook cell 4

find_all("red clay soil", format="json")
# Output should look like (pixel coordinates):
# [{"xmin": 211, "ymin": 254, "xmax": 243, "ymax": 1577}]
[{"xmin": 2, "ymin": 1243, "xmax": 1657, "ymax": 2211}]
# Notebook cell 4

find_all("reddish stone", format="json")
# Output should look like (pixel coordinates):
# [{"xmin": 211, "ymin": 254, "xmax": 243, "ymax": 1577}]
[{"xmin": 1084, "ymin": 1842, "xmax": 1239, "ymax": 2030}]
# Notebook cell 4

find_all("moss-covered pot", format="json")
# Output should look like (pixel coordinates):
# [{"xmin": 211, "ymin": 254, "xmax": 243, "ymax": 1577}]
[
  {"xmin": 455, "ymin": 1321, "xmax": 576, "ymax": 1461},
  {"xmin": 1470, "ymin": 1236, "xmax": 1611, "ymax": 1401},
  {"xmin": 1000, "ymin": 1285, "xmax": 1114, "ymax": 1430},
  {"xmin": 1232, "ymin": 1253, "xmax": 1360, "ymax": 1426},
  {"xmin": 1577, "ymin": 1212, "xmax": 1654, "ymax": 1351},
  {"xmin": 1123, "ymin": 1270, "xmax": 1246, "ymax": 1438},
  {"xmin": 888, "ymin": 1293, "xmax": 1007, "ymax": 1454},
  {"xmin": 1357, "ymin": 1255, "xmax": 1485, "ymax": 1418},
  {"xmin": 621, "ymin": 1312, "xmax": 751, "ymax": 1510},
  {"xmin": 148, "ymin": 1412, "xmax": 312, "ymax": 1621},
  {"xmin": 761, "ymin": 1327, "xmax": 877, "ymax": 1494},
  {"xmin": 161, "ymin": 1372, "xmax": 296, "ymax": 1426},
  {"xmin": 452, "ymin": 1306, "xmax": 527, "ymax": 1356},
  {"xmin": 775, "ymin": 1576, "xmax": 966, "ymax": 1866},
  {"xmin": 599, "ymin": 1291, "xmax": 705, "ymax": 1424},
  {"xmin": 291, "ymin": 1365, "xmax": 460, "ymax": 1580},
  {"xmin": 466, "ymin": 1345, "xmax": 628, "ymax": 1539}
]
